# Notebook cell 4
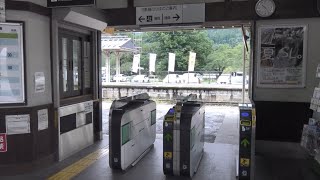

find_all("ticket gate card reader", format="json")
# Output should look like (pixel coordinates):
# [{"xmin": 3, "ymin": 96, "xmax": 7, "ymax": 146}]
[
  {"xmin": 163, "ymin": 94, "xmax": 205, "ymax": 177},
  {"xmin": 109, "ymin": 93, "xmax": 156, "ymax": 170}
]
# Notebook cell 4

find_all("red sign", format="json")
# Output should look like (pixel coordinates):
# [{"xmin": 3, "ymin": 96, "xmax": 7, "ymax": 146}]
[{"xmin": 0, "ymin": 133, "xmax": 7, "ymax": 152}]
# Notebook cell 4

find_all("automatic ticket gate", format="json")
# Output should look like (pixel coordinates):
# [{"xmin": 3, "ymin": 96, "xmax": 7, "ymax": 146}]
[
  {"xmin": 109, "ymin": 93, "xmax": 156, "ymax": 170},
  {"xmin": 238, "ymin": 103, "xmax": 256, "ymax": 180},
  {"xmin": 163, "ymin": 94, "xmax": 205, "ymax": 177}
]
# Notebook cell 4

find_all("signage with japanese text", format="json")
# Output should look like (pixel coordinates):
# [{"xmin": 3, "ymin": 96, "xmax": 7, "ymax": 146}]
[{"xmin": 0, "ymin": 133, "xmax": 7, "ymax": 152}]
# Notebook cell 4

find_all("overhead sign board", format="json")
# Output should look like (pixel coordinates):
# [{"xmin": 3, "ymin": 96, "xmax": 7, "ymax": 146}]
[
  {"xmin": 47, "ymin": 0, "xmax": 95, "ymax": 7},
  {"xmin": 136, "ymin": 5, "xmax": 182, "ymax": 25},
  {"xmin": 136, "ymin": 3, "xmax": 205, "ymax": 25}
]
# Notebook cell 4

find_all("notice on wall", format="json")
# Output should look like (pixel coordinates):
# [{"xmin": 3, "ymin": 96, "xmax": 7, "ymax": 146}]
[
  {"xmin": 257, "ymin": 25, "xmax": 307, "ymax": 88},
  {"xmin": 6, "ymin": 114, "xmax": 30, "ymax": 135},
  {"xmin": 35, "ymin": 72, "xmax": 45, "ymax": 93},
  {"xmin": 0, "ymin": 23, "xmax": 25, "ymax": 104},
  {"xmin": 0, "ymin": 133, "xmax": 7, "ymax": 152},
  {"xmin": 38, "ymin": 109, "xmax": 48, "ymax": 131}
]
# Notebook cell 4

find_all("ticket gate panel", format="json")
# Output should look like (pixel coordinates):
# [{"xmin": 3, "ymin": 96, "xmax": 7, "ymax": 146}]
[
  {"xmin": 109, "ymin": 94, "xmax": 156, "ymax": 170},
  {"xmin": 163, "ymin": 96, "xmax": 205, "ymax": 177}
]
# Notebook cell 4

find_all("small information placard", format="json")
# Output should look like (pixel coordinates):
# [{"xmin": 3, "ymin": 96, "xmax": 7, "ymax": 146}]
[
  {"xmin": 35, "ymin": 72, "xmax": 45, "ymax": 93},
  {"xmin": 38, "ymin": 109, "xmax": 48, "ymax": 131},
  {"xmin": 6, "ymin": 114, "xmax": 30, "ymax": 135}
]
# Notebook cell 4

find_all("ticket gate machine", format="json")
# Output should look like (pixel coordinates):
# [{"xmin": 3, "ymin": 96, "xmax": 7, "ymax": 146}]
[
  {"xmin": 238, "ymin": 103, "xmax": 256, "ymax": 180},
  {"xmin": 109, "ymin": 93, "xmax": 156, "ymax": 170},
  {"xmin": 163, "ymin": 94, "xmax": 205, "ymax": 177}
]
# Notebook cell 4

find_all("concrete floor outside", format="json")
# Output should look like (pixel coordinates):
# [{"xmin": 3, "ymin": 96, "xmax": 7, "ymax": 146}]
[{"xmin": 102, "ymin": 101, "xmax": 239, "ymax": 145}]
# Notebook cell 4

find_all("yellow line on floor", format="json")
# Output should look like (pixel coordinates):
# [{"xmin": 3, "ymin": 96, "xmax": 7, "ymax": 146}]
[{"xmin": 48, "ymin": 147, "xmax": 109, "ymax": 180}]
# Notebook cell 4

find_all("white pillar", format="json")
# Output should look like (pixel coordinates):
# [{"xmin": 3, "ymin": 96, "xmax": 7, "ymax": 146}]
[
  {"xmin": 242, "ymin": 44, "xmax": 246, "ymax": 103},
  {"xmin": 105, "ymin": 51, "xmax": 111, "ymax": 83},
  {"xmin": 116, "ymin": 52, "xmax": 121, "ymax": 83}
]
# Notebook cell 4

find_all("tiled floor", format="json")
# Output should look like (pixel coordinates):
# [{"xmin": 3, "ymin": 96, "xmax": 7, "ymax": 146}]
[
  {"xmin": 1, "ymin": 105, "xmax": 319, "ymax": 180},
  {"xmin": 74, "ymin": 138, "xmax": 238, "ymax": 180}
]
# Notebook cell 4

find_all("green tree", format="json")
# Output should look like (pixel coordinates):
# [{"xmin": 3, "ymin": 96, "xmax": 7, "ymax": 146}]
[
  {"xmin": 207, "ymin": 29, "xmax": 243, "ymax": 47},
  {"xmin": 141, "ymin": 30, "xmax": 213, "ymax": 72},
  {"xmin": 205, "ymin": 44, "xmax": 244, "ymax": 72}
]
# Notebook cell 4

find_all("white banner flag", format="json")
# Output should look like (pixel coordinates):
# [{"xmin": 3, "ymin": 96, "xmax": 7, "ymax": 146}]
[
  {"xmin": 149, "ymin": 53, "xmax": 157, "ymax": 73},
  {"xmin": 168, "ymin": 53, "xmax": 175, "ymax": 72},
  {"xmin": 132, "ymin": 54, "xmax": 141, "ymax": 73},
  {"xmin": 188, "ymin": 52, "xmax": 196, "ymax": 72}
]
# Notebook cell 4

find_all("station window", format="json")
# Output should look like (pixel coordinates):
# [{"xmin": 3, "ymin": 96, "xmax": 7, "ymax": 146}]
[
  {"xmin": 151, "ymin": 110, "xmax": 156, "ymax": 125},
  {"xmin": 122, "ymin": 123, "xmax": 131, "ymax": 145},
  {"xmin": 59, "ymin": 29, "xmax": 93, "ymax": 99}
]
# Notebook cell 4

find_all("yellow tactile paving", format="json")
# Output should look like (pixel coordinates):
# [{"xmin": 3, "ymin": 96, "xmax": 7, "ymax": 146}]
[{"xmin": 48, "ymin": 147, "xmax": 109, "ymax": 180}]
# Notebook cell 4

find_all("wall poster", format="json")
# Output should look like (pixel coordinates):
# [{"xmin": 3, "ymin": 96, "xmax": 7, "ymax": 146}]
[
  {"xmin": 0, "ymin": 23, "xmax": 25, "ymax": 104},
  {"xmin": 257, "ymin": 25, "xmax": 308, "ymax": 88}
]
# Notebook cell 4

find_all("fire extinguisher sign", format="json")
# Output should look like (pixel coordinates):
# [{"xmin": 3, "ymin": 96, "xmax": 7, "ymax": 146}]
[{"xmin": 0, "ymin": 133, "xmax": 7, "ymax": 152}]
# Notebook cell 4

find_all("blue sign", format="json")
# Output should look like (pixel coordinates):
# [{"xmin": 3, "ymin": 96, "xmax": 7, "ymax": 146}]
[{"xmin": 241, "ymin": 112, "xmax": 250, "ymax": 117}]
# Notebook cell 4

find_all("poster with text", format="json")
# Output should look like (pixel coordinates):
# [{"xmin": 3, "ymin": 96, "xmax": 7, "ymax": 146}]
[
  {"xmin": 257, "ymin": 25, "xmax": 307, "ymax": 88},
  {"xmin": 0, "ymin": 23, "xmax": 25, "ymax": 103}
]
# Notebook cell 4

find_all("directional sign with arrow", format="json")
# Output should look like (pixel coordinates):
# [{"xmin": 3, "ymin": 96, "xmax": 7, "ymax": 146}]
[
  {"xmin": 241, "ymin": 138, "xmax": 250, "ymax": 148},
  {"xmin": 136, "ymin": 5, "xmax": 183, "ymax": 25},
  {"xmin": 164, "ymin": 133, "xmax": 173, "ymax": 142},
  {"xmin": 138, "ymin": 16, "xmax": 145, "ymax": 23},
  {"xmin": 173, "ymin": 14, "xmax": 180, "ymax": 21}
]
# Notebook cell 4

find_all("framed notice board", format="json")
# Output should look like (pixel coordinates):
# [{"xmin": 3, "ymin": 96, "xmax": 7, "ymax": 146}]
[
  {"xmin": 47, "ymin": 0, "xmax": 95, "ymax": 7},
  {"xmin": 0, "ymin": 23, "xmax": 25, "ymax": 104}
]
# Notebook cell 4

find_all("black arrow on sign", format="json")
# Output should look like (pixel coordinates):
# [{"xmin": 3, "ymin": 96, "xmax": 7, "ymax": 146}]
[
  {"xmin": 173, "ymin": 14, "xmax": 180, "ymax": 21},
  {"xmin": 139, "ymin": 16, "xmax": 146, "ymax": 22}
]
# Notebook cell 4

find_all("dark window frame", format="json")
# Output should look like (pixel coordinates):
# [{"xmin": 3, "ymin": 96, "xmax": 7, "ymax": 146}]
[{"xmin": 58, "ymin": 28, "xmax": 93, "ymax": 100}]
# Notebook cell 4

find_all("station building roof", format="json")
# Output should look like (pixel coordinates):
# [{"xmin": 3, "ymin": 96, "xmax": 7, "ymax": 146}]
[{"xmin": 101, "ymin": 36, "xmax": 139, "ymax": 53}]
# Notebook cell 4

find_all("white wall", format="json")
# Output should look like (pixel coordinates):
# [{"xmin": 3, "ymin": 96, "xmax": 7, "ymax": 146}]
[
  {"xmin": 254, "ymin": 18, "xmax": 320, "ymax": 102},
  {"xmin": 6, "ymin": 10, "xmax": 52, "ymax": 107}
]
